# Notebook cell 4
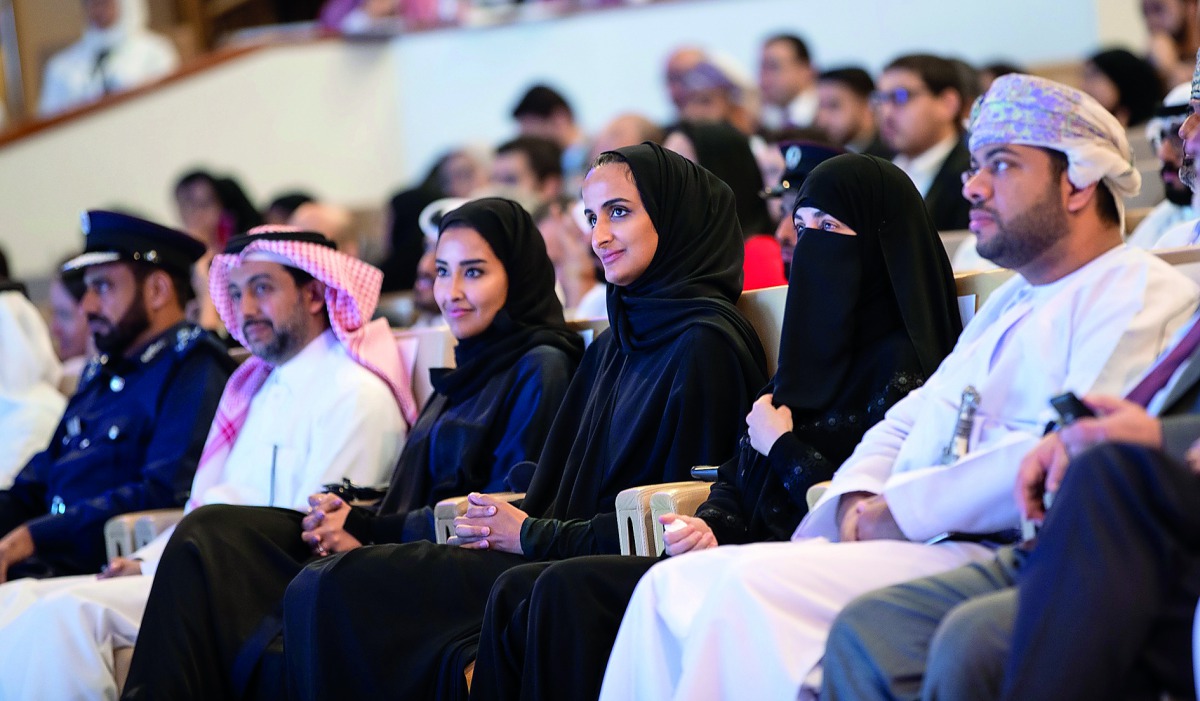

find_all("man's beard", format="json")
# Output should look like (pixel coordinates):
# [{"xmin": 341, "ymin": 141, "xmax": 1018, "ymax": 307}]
[
  {"xmin": 242, "ymin": 314, "xmax": 302, "ymax": 365},
  {"xmin": 89, "ymin": 292, "xmax": 151, "ymax": 356},
  {"xmin": 1178, "ymin": 156, "xmax": 1197, "ymax": 198},
  {"xmin": 975, "ymin": 187, "xmax": 1068, "ymax": 270}
]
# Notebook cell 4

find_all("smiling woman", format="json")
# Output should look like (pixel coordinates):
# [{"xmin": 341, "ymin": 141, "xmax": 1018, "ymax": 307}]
[{"xmin": 434, "ymin": 226, "xmax": 509, "ymax": 340}]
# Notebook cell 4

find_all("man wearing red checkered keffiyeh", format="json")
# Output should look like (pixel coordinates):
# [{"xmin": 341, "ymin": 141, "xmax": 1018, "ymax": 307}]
[{"xmin": 189, "ymin": 226, "xmax": 418, "ymax": 509}]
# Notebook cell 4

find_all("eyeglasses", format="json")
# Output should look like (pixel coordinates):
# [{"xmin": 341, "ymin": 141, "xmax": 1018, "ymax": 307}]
[{"xmin": 869, "ymin": 87, "xmax": 929, "ymax": 108}]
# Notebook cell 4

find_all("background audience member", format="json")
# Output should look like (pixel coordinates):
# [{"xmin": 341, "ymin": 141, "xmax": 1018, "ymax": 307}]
[
  {"xmin": 757, "ymin": 34, "xmax": 818, "ymax": 131},
  {"xmin": 978, "ymin": 61, "xmax": 1023, "ymax": 91},
  {"xmin": 47, "ymin": 260, "xmax": 92, "ymax": 394},
  {"xmin": 262, "ymin": 191, "xmax": 316, "ymax": 225},
  {"xmin": 1142, "ymin": 0, "xmax": 1200, "ymax": 86},
  {"xmin": 533, "ymin": 195, "xmax": 601, "ymax": 316},
  {"xmin": 590, "ymin": 114, "xmax": 666, "ymax": 159},
  {"xmin": 816, "ymin": 67, "xmax": 892, "ymax": 158},
  {"xmin": 949, "ymin": 58, "xmax": 983, "ymax": 124},
  {"xmin": 663, "ymin": 45, "xmax": 708, "ymax": 122},
  {"xmin": 512, "ymin": 85, "xmax": 591, "ymax": 189},
  {"xmin": 174, "ymin": 170, "xmax": 264, "ymax": 331},
  {"xmin": 677, "ymin": 54, "xmax": 761, "ymax": 136},
  {"xmin": 1129, "ymin": 82, "xmax": 1196, "ymax": 248},
  {"xmin": 289, "ymin": 201, "xmax": 357, "ymax": 258},
  {"xmin": 1082, "ymin": 48, "xmax": 1167, "ymax": 208},
  {"xmin": 875, "ymin": 53, "xmax": 971, "ymax": 231},
  {"xmin": 0, "ymin": 290, "xmax": 66, "ymax": 488},
  {"xmin": 38, "ymin": 0, "xmax": 178, "ymax": 117},
  {"xmin": 664, "ymin": 121, "xmax": 783, "ymax": 289},
  {"xmin": 489, "ymin": 136, "xmax": 564, "ymax": 208}
]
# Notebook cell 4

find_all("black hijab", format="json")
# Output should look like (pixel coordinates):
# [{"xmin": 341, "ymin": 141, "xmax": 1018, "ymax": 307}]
[
  {"xmin": 429, "ymin": 198, "xmax": 584, "ymax": 401},
  {"xmin": 671, "ymin": 121, "xmax": 774, "ymax": 237},
  {"xmin": 521, "ymin": 143, "xmax": 769, "ymax": 526},
  {"xmin": 777, "ymin": 153, "xmax": 961, "ymax": 417},
  {"xmin": 604, "ymin": 142, "xmax": 764, "ymax": 357}
]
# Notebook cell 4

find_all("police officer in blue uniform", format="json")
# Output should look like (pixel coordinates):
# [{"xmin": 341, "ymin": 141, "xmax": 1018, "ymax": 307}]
[{"xmin": 0, "ymin": 211, "xmax": 235, "ymax": 581}]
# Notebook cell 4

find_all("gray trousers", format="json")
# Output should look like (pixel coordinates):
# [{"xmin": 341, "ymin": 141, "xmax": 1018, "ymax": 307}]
[{"xmin": 822, "ymin": 545, "xmax": 1025, "ymax": 701}]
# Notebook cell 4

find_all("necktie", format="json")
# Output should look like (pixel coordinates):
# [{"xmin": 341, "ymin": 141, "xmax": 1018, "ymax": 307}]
[
  {"xmin": 1125, "ymin": 315, "xmax": 1200, "ymax": 407},
  {"xmin": 93, "ymin": 49, "xmax": 112, "ymax": 95}
]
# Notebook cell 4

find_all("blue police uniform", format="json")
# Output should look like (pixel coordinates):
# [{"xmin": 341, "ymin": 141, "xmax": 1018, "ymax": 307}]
[{"xmin": 0, "ymin": 211, "xmax": 235, "ymax": 577}]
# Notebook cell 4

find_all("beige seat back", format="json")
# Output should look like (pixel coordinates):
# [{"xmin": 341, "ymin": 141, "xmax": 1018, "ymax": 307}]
[
  {"xmin": 954, "ymin": 268, "xmax": 1016, "ymax": 323},
  {"xmin": 736, "ymin": 284, "xmax": 787, "ymax": 375},
  {"xmin": 1155, "ymin": 245, "xmax": 1200, "ymax": 287}
]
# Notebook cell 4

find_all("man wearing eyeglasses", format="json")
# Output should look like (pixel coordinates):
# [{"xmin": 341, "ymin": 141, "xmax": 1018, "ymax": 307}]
[
  {"xmin": 874, "ymin": 54, "xmax": 972, "ymax": 232},
  {"xmin": 1129, "ymin": 83, "xmax": 1198, "ymax": 249}
]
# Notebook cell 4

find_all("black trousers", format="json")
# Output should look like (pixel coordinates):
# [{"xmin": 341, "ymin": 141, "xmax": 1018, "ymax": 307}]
[
  {"xmin": 282, "ymin": 540, "xmax": 525, "ymax": 701},
  {"xmin": 470, "ymin": 555, "xmax": 656, "ymax": 701},
  {"xmin": 1002, "ymin": 443, "xmax": 1200, "ymax": 701},
  {"xmin": 120, "ymin": 504, "xmax": 313, "ymax": 700}
]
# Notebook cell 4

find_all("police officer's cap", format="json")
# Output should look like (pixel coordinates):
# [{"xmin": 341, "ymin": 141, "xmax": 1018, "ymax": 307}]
[
  {"xmin": 62, "ymin": 210, "xmax": 206, "ymax": 277},
  {"xmin": 761, "ymin": 142, "xmax": 845, "ymax": 199}
]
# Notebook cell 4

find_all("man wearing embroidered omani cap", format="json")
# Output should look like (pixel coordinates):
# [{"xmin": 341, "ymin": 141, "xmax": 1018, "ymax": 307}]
[
  {"xmin": 822, "ymin": 58, "xmax": 1200, "ymax": 701},
  {"xmin": 0, "ymin": 210, "xmax": 234, "ymax": 583},
  {"xmin": 597, "ymin": 74, "xmax": 1200, "ymax": 701}
]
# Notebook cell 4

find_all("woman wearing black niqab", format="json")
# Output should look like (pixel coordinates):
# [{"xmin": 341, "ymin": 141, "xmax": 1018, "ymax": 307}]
[
  {"xmin": 466, "ymin": 153, "xmax": 964, "ymax": 701},
  {"xmin": 121, "ymin": 199, "xmax": 586, "ymax": 700},
  {"xmin": 268, "ymin": 143, "xmax": 769, "ymax": 701}
]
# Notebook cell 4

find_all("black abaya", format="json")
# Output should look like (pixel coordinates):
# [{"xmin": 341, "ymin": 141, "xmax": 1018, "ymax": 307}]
[
  {"xmin": 280, "ymin": 143, "xmax": 770, "ymax": 701},
  {"xmin": 468, "ymin": 153, "xmax": 965, "ymax": 701}
]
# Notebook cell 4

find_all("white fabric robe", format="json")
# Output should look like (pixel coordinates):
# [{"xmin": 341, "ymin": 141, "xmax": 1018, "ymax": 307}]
[
  {"xmin": 599, "ymin": 245, "xmax": 1199, "ymax": 701},
  {"xmin": 0, "ymin": 331, "xmax": 404, "ymax": 700},
  {"xmin": 0, "ymin": 291, "xmax": 66, "ymax": 488}
]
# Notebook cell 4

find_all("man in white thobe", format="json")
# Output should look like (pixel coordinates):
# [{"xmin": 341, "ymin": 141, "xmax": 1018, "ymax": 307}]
[
  {"xmin": 38, "ymin": 0, "xmax": 179, "ymax": 117},
  {"xmin": 598, "ymin": 74, "xmax": 1200, "ymax": 701},
  {"xmin": 0, "ymin": 227, "xmax": 418, "ymax": 700}
]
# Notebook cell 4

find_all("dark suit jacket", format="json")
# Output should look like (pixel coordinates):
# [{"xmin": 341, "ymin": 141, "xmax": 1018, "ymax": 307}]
[
  {"xmin": 1157, "ymin": 345, "xmax": 1200, "ymax": 460},
  {"xmin": 923, "ymin": 136, "xmax": 972, "ymax": 232}
]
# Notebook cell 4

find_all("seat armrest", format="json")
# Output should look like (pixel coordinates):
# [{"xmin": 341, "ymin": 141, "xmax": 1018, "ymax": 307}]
[
  {"xmin": 104, "ymin": 508, "xmax": 186, "ymax": 560},
  {"xmin": 648, "ymin": 483, "xmax": 714, "ymax": 556},
  {"xmin": 132, "ymin": 509, "xmax": 186, "ymax": 549},
  {"xmin": 615, "ymin": 481, "xmax": 703, "ymax": 557},
  {"xmin": 433, "ymin": 492, "xmax": 524, "ymax": 544},
  {"xmin": 806, "ymin": 481, "xmax": 831, "ymax": 511}
]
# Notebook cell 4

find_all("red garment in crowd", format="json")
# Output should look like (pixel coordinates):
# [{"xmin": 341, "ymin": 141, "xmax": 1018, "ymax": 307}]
[{"xmin": 742, "ymin": 234, "xmax": 787, "ymax": 290}]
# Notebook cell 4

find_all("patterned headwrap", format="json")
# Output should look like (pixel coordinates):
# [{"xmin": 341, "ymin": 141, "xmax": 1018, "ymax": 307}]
[
  {"xmin": 968, "ymin": 73, "xmax": 1140, "ymax": 226},
  {"xmin": 188, "ymin": 226, "xmax": 418, "ymax": 509},
  {"xmin": 1192, "ymin": 48, "xmax": 1200, "ymax": 102}
]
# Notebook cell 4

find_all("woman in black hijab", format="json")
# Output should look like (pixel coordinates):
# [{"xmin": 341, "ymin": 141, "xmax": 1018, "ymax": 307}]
[
  {"xmin": 267, "ymin": 143, "xmax": 769, "ymax": 701},
  {"xmin": 121, "ymin": 199, "xmax": 585, "ymax": 700},
  {"xmin": 467, "ymin": 153, "xmax": 963, "ymax": 701},
  {"xmin": 665, "ymin": 121, "xmax": 785, "ymax": 289}
]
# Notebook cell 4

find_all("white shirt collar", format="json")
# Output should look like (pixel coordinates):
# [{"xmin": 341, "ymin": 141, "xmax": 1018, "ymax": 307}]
[
  {"xmin": 269, "ymin": 328, "xmax": 339, "ymax": 390},
  {"xmin": 893, "ymin": 134, "xmax": 959, "ymax": 197}
]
